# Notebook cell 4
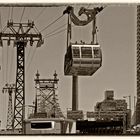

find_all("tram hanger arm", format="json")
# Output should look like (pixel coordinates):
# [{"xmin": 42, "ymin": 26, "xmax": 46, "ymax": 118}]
[{"xmin": 63, "ymin": 6, "xmax": 104, "ymax": 26}]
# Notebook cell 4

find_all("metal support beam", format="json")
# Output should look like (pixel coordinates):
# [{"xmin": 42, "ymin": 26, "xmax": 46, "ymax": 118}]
[
  {"xmin": 7, "ymin": 91, "xmax": 13, "ymax": 130},
  {"xmin": 13, "ymin": 41, "xmax": 25, "ymax": 132},
  {"xmin": 2, "ymin": 83, "xmax": 15, "ymax": 130},
  {"xmin": 0, "ymin": 20, "xmax": 43, "ymax": 133}
]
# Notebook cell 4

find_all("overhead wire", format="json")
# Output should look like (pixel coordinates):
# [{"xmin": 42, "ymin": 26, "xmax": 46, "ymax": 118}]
[
  {"xmin": 11, "ymin": 7, "xmax": 14, "ymax": 20},
  {"xmin": 5, "ymin": 7, "xmax": 11, "ymax": 84},
  {"xmin": 87, "ymin": 4, "xmax": 91, "ymax": 9},
  {"xmin": 8, "ymin": 7, "xmax": 14, "ymax": 83},
  {"xmin": 44, "ymin": 27, "xmax": 67, "ymax": 39},
  {"xmin": 26, "ymin": 7, "xmax": 32, "ymax": 20},
  {"xmin": 25, "ymin": 7, "xmax": 35, "ymax": 68},
  {"xmin": 2, "ymin": 46, "xmax": 4, "ymax": 85},
  {"xmin": 44, "ymin": 23, "xmax": 67, "ymax": 38},
  {"xmin": 20, "ymin": 7, "xmax": 25, "ymax": 23},
  {"xmin": 26, "ymin": 45, "xmax": 33, "ymax": 67},
  {"xmin": 0, "ymin": 8, "xmax": 2, "ymax": 31},
  {"xmin": 6, "ymin": 45, "xmax": 9, "ymax": 83},
  {"xmin": 34, "ymin": 7, "xmax": 46, "ymax": 21},
  {"xmin": 1, "ymin": 8, "xmax": 4, "ymax": 84},
  {"xmin": 43, "ymin": 22, "xmax": 75, "ymax": 39},
  {"xmin": 40, "ymin": 14, "xmax": 64, "ymax": 33},
  {"xmin": 0, "ymin": 9, "xmax": 5, "ymax": 84},
  {"xmin": 26, "ymin": 7, "xmax": 46, "ymax": 74},
  {"xmin": 0, "ymin": 8, "xmax": 3, "ymax": 85},
  {"xmin": 9, "ymin": 46, "xmax": 15, "ymax": 83},
  {"xmin": 8, "ymin": 7, "xmax": 10, "ymax": 20},
  {"xmin": 26, "ymin": 7, "xmax": 46, "ymax": 69},
  {"xmin": 26, "ymin": 46, "xmax": 37, "ymax": 73},
  {"xmin": 27, "ymin": 9, "xmax": 65, "ymax": 74}
]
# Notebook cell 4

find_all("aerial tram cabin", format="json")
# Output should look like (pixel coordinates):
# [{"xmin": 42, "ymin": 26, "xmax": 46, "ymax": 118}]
[
  {"xmin": 64, "ymin": 43, "xmax": 102, "ymax": 76},
  {"xmin": 64, "ymin": 6, "xmax": 103, "ymax": 76}
]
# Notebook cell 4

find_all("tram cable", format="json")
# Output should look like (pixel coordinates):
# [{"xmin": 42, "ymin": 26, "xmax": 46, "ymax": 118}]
[
  {"xmin": 40, "ymin": 14, "xmax": 64, "ymax": 32},
  {"xmin": 6, "ymin": 45, "xmax": 9, "ymax": 83},
  {"xmin": 8, "ymin": 7, "xmax": 10, "ymax": 20},
  {"xmin": 0, "ymin": 10, "xmax": 2, "ymax": 31},
  {"xmin": 34, "ymin": 7, "xmax": 46, "ymax": 21},
  {"xmin": 44, "ymin": 23, "xmax": 67, "ymax": 38},
  {"xmin": 20, "ymin": 7, "xmax": 25, "ymax": 23},
  {"xmin": 26, "ymin": 46, "xmax": 37, "ymax": 73},
  {"xmin": 9, "ymin": 46, "xmax": 15, "ymax": 83},
  {"xmin": 11, "ymin": 7, "xmax": 14, "ymax": 20},
  {"xmin": 44, "ymin": 27, "xmax": 67, "ymax": 39},
  {"xmin": 87, "ymin": 4, "xmax": 91, "ymax": 9},
  {"xmin": 2, "ymin": 45, "xmax": 4, "ymax": 85},
  {"xmin": 26, "ymin": 44, "xmax": 33, "ymax": 69},
  {"xmin": 44, "ymin": 22, "xmax": 76, "ymax": 39}
]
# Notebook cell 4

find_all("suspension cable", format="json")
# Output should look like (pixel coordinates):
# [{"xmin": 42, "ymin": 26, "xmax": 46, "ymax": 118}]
[
  {"xmin": 8, "ymin": 7, "xmax": 10, "ymax": 20},
  {"xmin": 11, "ymin": 7, "xmax": 14, "ymax": 20},
  {"xmin": 44, "ymin": 27, "xmax": 67, "ymax": 39},
  {"xmin": 34, "ymin": 7, "xmax": 46, "ymax": 21},
  {"xmin": 20, "ymin": 7, "xmax": 25, "ymax": 23},
  {"xmin": 9, "ymin": 46, "xmax": 14, "ymax": 83},
  {"xmin": 40, "ymin": 14, "xmax": 64, "ymax": 32},
  {"xmin": 26, "ymin": 47, "xmax": 37, "ymax": 73},
  {"xmin": 87, "ymin": 4, "xmax": 91, "ymax": 9},
  {"xmin": 2, "ymin": 47, "xmax": 4, "ymax": 85},
  {"xmin": 44, "ymin": 23, "xmax": 67, "ymax": 38},
  {"xmin": 44, "ymin": 23, "xmax": 75, "ymax": 39},
  {"xmin": 6, "ymin": 46, "xmax": 9, "ymax": 83},
  {"xmin": 0, "ymin": 10, "xmax": 2, "ymax": 32},
  {"xmin": 26, "ymin": 45, "xmax": 32, "ymax": 66}
]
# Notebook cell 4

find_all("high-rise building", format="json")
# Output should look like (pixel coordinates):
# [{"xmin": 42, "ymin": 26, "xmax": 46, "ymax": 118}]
[{"xmin": 136, "ymin": 5, "xmax": 140, "ymax": 124}]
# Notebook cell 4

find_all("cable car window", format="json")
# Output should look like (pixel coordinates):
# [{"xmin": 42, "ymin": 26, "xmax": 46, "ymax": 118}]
[
  {"xmin": 72, "ymin": 47, "xmax": 80, "ymax": 58},
  {"xmin": 93, "ymin": 48, "xmax": 100, "ymax": 58},
  {"xmin": 31, "ymin": 122, "xmax": 52, "ymax": 129},
  {"xmin": 81, "ymin": 47, "xmax": 92, "ymax": 58}
]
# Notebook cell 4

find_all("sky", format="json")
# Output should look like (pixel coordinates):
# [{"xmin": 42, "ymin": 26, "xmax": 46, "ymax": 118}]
[{"xmin": 0, "ymin": 4, "xmax": 136, "ymax": 128}]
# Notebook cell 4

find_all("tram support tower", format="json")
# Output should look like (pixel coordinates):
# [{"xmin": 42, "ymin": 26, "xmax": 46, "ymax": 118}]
[
  {"xmin": 2, "ymin": 83, "xmax": 15, "ymax": 130},
  {"xmin": 0, "ymin": 20, "xmax": 43, "ymax": 132},
  {"xmin": 72, "ymin": 76, "xmax": 78, "ymax": 111}
]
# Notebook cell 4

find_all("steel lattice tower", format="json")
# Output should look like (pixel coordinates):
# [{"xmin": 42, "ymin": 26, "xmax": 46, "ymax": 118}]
[
  {"xmin": 136, "ymin": 5, "xmax": 140, "ymax": 124},
  {"xmin": 2, "ymin": 83, "xmax": 15, "ymax": 130},
  {"xmin": 34, "ymin": 71, "xmax": 64, "ymax": 118},
  {"xmin": 0, "ymin": 20, "xmax": 43, "ymax": 132}
]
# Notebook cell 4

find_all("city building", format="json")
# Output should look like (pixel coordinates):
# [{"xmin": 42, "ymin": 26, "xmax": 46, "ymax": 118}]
[{"xmin": 136, "ymin": 5, "xmax": 140, "ymax": 125}]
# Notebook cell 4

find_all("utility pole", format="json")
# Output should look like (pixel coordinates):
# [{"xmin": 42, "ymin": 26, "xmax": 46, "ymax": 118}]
[
  {"xmin": 0, "ymin": 20, "xmax": 43, "ymax": 133},
  {"xmin": 2, "ymin": 83, "xmax": 15, "ymax": 130}
]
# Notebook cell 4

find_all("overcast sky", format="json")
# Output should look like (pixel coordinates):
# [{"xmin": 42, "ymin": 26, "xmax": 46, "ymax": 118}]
[{"xmin": 0, "ymin": 4, "xmax": 136, "ymax": 128}]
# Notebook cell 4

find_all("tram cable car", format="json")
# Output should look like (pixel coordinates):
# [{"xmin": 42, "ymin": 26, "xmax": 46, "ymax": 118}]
[
  {"xmin": 64, "ymin": 43, "xmax": 102, "ymax": 76},
  {"xmin": 64, "ymin": 6, "xmax": 103, "ymax": 76}
]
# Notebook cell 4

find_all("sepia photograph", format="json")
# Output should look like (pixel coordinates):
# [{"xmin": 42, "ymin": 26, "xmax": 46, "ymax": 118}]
[{"xmin": 0, "ymin": 1, "xmax": 137, "ymax": 136}]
